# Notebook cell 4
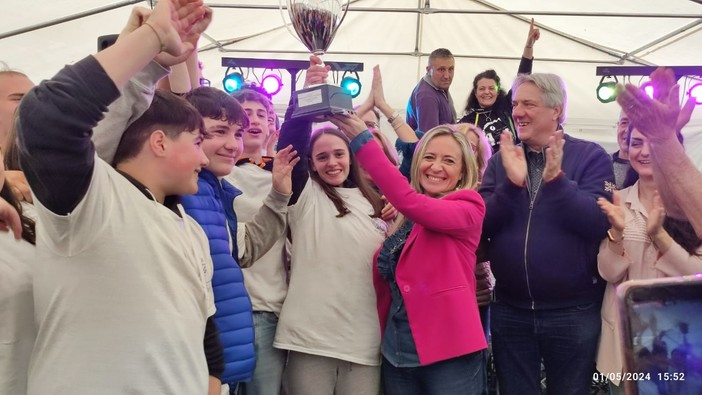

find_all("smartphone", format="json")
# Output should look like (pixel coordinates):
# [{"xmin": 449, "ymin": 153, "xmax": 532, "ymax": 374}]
[{"xmin": 617, "ymin": 275, "xmax": 702, "ymax": 395}]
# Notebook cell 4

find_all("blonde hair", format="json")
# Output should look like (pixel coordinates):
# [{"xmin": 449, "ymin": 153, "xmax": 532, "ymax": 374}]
[
  {"xmin": 389, "ymin": 125, "xmax": 480, "ymax": 236},
  {"xmin": 409, "ymin": 125, "xmax": 480, "ymax": 194},
  {"xmin": 451, "ymin": 123, "xmax": 492, "ymax": 181}
]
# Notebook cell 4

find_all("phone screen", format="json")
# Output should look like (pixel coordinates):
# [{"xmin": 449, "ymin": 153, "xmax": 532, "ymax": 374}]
[{"xmin": 622, "ymin": 279, "xmax": 702, "ymax": 394}]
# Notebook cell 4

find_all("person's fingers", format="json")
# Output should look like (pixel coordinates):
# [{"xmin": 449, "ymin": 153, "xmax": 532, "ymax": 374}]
[
  {"xmin": 289, "ymin": 156, "xmax": 301, "ymax": 168},
  {"xmin": 310, "ymin": 54, "xmax": 322, "ymax": 65},
  {"xmin": 612, "ymin": 190, "xmax": 621, "ymax": 206},
  {"xmin": 0, "ymin": 204, "xmax": 22, "ymax": 240},
  {"xmin": 678, "ymin": 95, "xmax": 696, "ymax": 128},
  {"xmin": 500, "ymin": 130, "xmax": 514, "ymax": 149}
]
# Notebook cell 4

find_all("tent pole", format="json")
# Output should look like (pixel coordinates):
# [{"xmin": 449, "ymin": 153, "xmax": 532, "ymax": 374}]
[
  {"xmin": 209, "ymin": 47, "xmax": 625, "ymax": 65},
  {"xmin": 206, "ymin": 4, "xmax": 702, "ymax": 19},
  {"xmin": 623, "ymin": 20, "xmax": 702, "ymax": 60},
  {"xmin": 0, "ymin": 0, "xmax": 143, "ymax": 40}
]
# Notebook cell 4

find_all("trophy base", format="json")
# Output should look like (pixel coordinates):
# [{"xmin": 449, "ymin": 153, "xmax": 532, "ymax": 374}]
[{"xmin": 291, "ymin": 84, "xmax": 353, "ymax": 122}]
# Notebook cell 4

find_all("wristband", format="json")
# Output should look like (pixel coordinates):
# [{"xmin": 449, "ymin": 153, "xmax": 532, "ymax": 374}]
[{"xmin": 143, "ymin": 21, "xmax": 166, "ymax": 52}]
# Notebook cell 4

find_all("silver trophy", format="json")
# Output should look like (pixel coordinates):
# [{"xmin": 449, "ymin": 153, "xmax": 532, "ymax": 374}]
[{"xmin": 284, "ymin": 0, "xmax": 352, "ymax": 120}]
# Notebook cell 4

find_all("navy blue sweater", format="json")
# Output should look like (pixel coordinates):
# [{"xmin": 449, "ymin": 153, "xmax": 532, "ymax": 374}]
[{"xmin": 479, "ymin": 134, "xmax": 614, "ymax": 309}]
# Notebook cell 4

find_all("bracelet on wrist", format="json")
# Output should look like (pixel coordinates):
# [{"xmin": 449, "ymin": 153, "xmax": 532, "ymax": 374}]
[
  {"xmin": 387, "ymin": 111, "xmax": 401, "ymax": 124},
  {"xmin": 143, "ymin": 21, "xmax": 166, "ymax": 52},
  {"xmin": 391, "ymin": 116, "xmax": 405, "ymax": 130},
  {"xmin": 607, "ymin": 229, "xmax": 624, "ymax": 243}
]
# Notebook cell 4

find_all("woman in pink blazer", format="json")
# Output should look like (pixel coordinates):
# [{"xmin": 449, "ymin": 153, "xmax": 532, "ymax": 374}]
[{"xmin": 331, "ymin": 104, "xmax": 487, "ymax": 394}]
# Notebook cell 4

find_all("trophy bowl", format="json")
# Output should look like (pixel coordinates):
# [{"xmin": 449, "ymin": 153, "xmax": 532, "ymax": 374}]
[{"xmin": 284, "ymin": 0, "xmax": 354, "ymax": 120}]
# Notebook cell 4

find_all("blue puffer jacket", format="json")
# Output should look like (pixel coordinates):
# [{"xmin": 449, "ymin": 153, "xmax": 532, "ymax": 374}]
[{"xmin": 181, "ymin": 169, "xmax": 256, "ymax": 384}]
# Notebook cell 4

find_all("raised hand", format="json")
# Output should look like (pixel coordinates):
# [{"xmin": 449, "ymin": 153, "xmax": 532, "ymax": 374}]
[
  {"xmin": 372, "ymin": 65, "xmax": 388, "ymax": 108},
  {"xmin": 304, "ymin": 55, "xmax": 330, "ymax": 88},
  {"xmin": 499, "ymin": 131, "xmax": 527, "ymax": 186},
  {"xmin": 543, "ymin": 130, "xmax": 564, "ymax": 182},
  {"xmin": 646, "ymin": 191, "xmax": 666, "ymax": 237},
  {"xmin": 525, "ymin": 18, "xmax": 540, "ymax": 47},
  {"xmin": 265, "ymin": 130, "xmax": 280, "ymax": 156},
  {"xmin": 185, "ymin": 5, "xmax": 212, "ymax": 45},
  {"xmin": 271, "ymin": 145, "xmax": 300, "ymax": 195},
  {"xmin": 616, "ymin": 67, "xmax": 680, "ymax": 144},
  {"xmin": 598, "ymin": 191, "xmax": 624, "ymax": 233},
  {"xmin": 328, "ymin": 112, "xmax": 368, "ymax": 139},
  {"xmin": 147, "ymin": 0, "xmax": 205, "ymax": 58},
  {"xmin": 118, "ymin": 6, "xmax": 152, "ymax": 40}
]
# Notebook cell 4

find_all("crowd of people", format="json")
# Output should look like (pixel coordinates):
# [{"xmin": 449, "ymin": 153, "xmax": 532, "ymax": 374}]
[{"xmin": 1, "ymin": 1, "xmax": 701, "ymax": 394}]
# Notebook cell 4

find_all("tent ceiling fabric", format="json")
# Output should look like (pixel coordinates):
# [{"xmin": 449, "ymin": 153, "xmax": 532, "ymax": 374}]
[{"xmin": 1, "ymin": 0, "xmax": 701, "ymax": 150}]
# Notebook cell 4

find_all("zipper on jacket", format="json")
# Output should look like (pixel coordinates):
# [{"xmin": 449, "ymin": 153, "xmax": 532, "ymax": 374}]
[
  {"xmin": 524, "ymin": 192, "xmax": 537, "ymax": 310},
  {"xmin": 523, "ymin": 155, "xmax": 541, "ymax": 310}
]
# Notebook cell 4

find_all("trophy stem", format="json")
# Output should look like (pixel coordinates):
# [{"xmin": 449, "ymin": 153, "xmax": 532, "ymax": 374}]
[{"xmin": 312, "ymin": 50, "xmax": 325, "ymax": 67}]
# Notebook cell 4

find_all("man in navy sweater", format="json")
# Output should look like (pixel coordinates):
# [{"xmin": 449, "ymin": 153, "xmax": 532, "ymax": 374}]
[{"xmin": 480, "ymin": 73, "xmax": 614, "ymax": 395}]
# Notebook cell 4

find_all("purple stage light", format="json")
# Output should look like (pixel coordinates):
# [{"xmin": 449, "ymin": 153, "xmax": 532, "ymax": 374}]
[{"xmin": 262, "ymin": 74, "xmax": 283, "ymax": 96}]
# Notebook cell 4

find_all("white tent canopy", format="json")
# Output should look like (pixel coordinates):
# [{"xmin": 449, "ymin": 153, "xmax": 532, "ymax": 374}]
[{"xmin": 2, "ymin": 0, "xmax": 701, "ymax": 151}]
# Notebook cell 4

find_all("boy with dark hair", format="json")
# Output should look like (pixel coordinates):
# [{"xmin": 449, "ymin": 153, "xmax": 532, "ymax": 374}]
[
  {"xmin": 180, "ymin": 86, "xmax": 298, "ymax": 393},
  {"xmin": 16, "ymin": 1, "xmax": 218, "ymax": 393}
]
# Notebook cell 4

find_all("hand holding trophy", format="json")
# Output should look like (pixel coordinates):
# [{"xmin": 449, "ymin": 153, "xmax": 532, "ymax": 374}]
[{"xmin": 284, "ymin": 0, "xmax": 353, "ymax": 120}]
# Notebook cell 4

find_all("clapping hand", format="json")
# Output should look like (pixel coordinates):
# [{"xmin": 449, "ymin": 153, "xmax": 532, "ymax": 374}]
[
  {"xmin": 598, "ymin": 192, "xmax": 625, "ymax": 237},
  {"xmin": 646, "ymin": 191, "xmax": 666, "ymax": 237},
  {"xmin": 616, "ymin": 67, "xmax": 680, "ymax": 144},
  {"xmin": 499, "ymin": 131, "xmax": 527, "ymax": 186},
  {"xmin": 543, "ymin": 130, "xmax": 564, "ymax": 182}
]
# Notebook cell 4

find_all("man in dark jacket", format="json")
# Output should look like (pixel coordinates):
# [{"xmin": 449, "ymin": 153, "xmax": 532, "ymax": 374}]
[{"xmin": 480, "ymin": 73, "xmax": 614, "ymax": 395}]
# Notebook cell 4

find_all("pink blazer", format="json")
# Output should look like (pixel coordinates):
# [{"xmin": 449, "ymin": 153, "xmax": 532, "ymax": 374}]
[{"xmin": 356, "ymin": 140, "xmax": 487, "ymax": 365}]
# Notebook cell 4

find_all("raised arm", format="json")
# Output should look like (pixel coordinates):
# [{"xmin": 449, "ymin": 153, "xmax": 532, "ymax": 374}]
[
  {"xmin": 237, "ymin": 145, "xmax": 298, "ymax": 267},
  {"xmin": 332, "ymin": 114, "xmax": 484, "ymax": 234},
  {"xmin": 157, "ymin": 6, "xmax": 212, "ymax": 93},
  {"xmin": 18, "ymin": 0, "xmax": 203, "ymax": 215},
  {"xmin": 520, "ymin": 18, "xmax": 540, "ymax": 63},
  {"xmin": 277, "ymin": 55, "xmax": 328, "ymax": 205},
  {"xmin": 371, "ymin": 65, "xmax": 419, "ymax": 144}
]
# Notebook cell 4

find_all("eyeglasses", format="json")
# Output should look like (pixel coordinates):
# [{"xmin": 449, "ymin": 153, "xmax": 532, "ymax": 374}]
[
  {"xmin": 199, "ymin": 78, "xmax": 211, "ymax": 87},
  {"xmin": 364, "ymin": 121, "xmax": 379, "ymax": 130}
]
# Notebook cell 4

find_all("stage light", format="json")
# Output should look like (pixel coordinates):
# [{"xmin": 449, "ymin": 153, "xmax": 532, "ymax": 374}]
[
  {"xmin": 689, "ymin": 83, "xmax": 702, "ymax": 105},
  {"xmin": 261, "ymin": 74, "xmax": 283, "ymax": 96},
  {"xmin": 340, "ymin": 71, "xmax": 362, "ymax": 98},
  {"xmin": 641, "ymin": 82, "xmax": 655, "ymax": 99},
  {"xmin": 596, "ymin": 75, "xmax": 619, "ymax": 103},
  {"xmin": 223, "ymin": 67, "xmax": 244, "ymax": 93}
]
